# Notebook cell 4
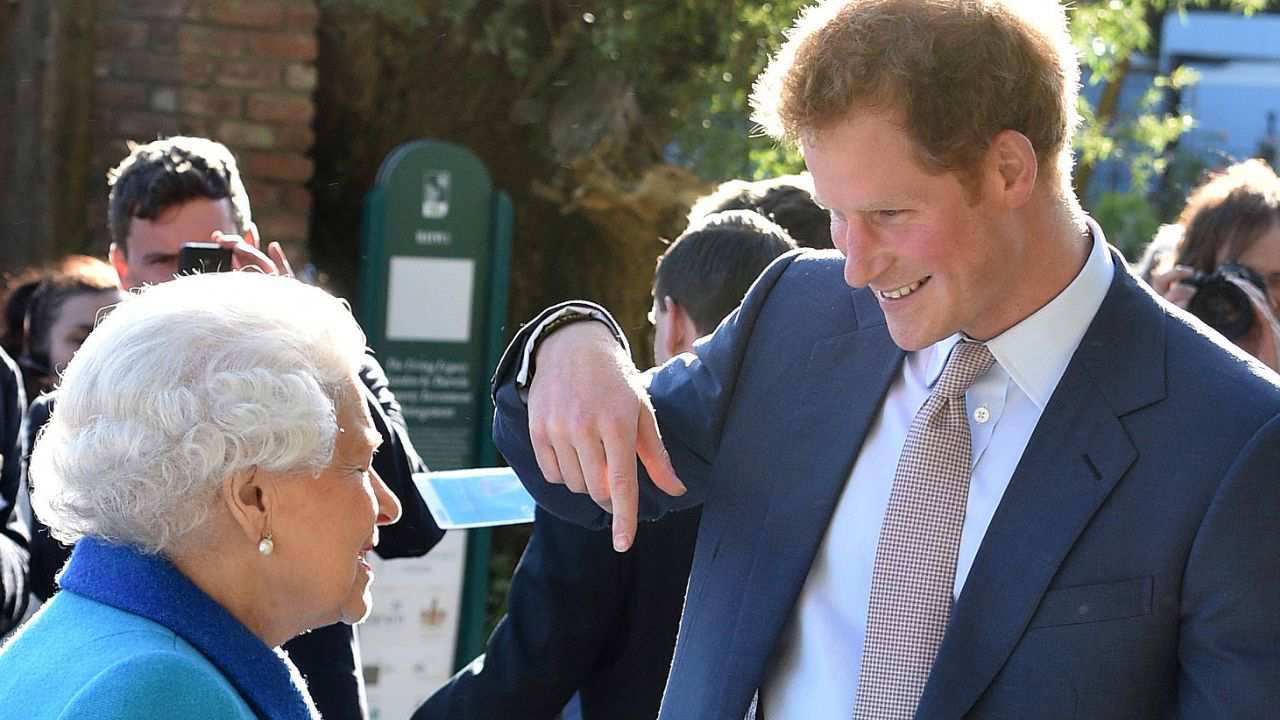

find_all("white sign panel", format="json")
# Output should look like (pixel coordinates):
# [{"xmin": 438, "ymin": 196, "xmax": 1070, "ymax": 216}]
[
  {"xmin": 385, "ymin": 256, "xmax": 475, "ymax": 343},
  {"xmin": 360, "ymin": 531, "xmax": 468, "ymax": 720}
]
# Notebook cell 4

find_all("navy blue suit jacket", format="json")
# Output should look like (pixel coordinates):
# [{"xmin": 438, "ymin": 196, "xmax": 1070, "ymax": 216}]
[
  {"xmin": 494, "ymin": 249, "xmax": 1280, "ymax": 719},
  {"xmin": 417, "ymin": 504, "xmax": 700, "ymax": 720}
]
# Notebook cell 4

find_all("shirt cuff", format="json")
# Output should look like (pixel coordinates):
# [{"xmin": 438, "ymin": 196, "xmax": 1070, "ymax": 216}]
[{"xmin": 515, "ymin": 305, "xmax": 628, "ymax": 388}]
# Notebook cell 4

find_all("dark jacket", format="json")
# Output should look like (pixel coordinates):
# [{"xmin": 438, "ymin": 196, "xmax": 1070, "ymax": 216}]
[
  {"xmin": 0, "ymin": 347, "xmax": 29, "ymax": 636},
  {"xmin": 417, "ymin": 504, "xmax": 699, "ymax": 720},
  {"xmin": 21, "ymin": 354, "xmax": 442, "ymax": 720},
  {"xmin": 495, "ymin": 250, "xmax": 1280, "ymax": 719}
]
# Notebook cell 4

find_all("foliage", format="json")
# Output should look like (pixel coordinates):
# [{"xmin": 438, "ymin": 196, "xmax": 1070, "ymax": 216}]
[{"xmin": 1091, "ymin": 190, "xmax": 1163, "ymax": 259}]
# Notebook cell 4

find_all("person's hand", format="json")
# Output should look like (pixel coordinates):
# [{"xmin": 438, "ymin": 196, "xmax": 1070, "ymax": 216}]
[
  {"xmin": 212, "ymin": 232, "xmax": 294, "ymax": 278},
  {"xmin": 527, "ymin": 321, "xmax": 685, "ymax": 552},
  {"xmin": 1150, "ymin": 264, "xmax": 1196, "ymax": 309}
]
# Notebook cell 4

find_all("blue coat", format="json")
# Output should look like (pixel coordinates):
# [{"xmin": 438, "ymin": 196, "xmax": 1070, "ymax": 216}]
[
  {"xmin": 495, "ymin": 249, "xmax": 1280, "ymax": 719},
  {"xmin": 0, "ymin": 538, "xmax": 317, "ymax": 719}
]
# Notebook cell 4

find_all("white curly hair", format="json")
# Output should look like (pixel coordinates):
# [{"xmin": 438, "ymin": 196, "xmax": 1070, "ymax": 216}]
[{"xmin": 30, "ymin": 271, "xmax": 367, "ymax": 554}]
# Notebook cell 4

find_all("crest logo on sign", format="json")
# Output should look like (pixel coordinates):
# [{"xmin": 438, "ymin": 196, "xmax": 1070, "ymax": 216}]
[{"xmin": 422, "ymin": 170, "xmax": 451, "ymax": 219}]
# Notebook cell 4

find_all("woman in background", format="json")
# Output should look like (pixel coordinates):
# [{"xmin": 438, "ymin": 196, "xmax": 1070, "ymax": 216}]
[
  {"xmin": 1145, "ymin": 159, "xmax": 1280, "ymax": 368},
  {"xmin": 1, "ymin": 255, "xmax": 123, "ymax": 401}
]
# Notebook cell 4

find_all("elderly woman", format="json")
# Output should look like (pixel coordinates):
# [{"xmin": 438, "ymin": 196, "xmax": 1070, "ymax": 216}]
[{"xmin": 0, "ymin": 272, "xmax": 401, "ymax": 719}]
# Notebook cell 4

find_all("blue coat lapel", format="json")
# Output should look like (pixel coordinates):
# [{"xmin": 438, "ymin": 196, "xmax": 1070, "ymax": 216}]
[
  {"xmin": 917, "ymin": 260, "xmax": 1166, "ymax": 717},
  {"xmin": 60, "ymin": 538, "xmax": 319, "ymax": 720},
  {"xmin": 722, "ymin": 288, "xmax": 904, "ymax": 701}
]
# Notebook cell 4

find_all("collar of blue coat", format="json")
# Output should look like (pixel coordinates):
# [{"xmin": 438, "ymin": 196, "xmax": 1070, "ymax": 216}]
[{"xmin": 60, "ymin": 537, "xmax": 317, "ymax": 720}]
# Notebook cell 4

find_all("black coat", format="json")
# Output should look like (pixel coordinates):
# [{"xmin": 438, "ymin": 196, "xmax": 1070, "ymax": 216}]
[
  {"xmin": 21, "ymin": 354, "xmax": 443, "ymax": 720},
  {"xmin": 0, "ymin": 347, "xmax": 29, "ymax": 636},
  {"xmin": 416, "ymin": 504, "xmax": 700, "ymax": 720}
]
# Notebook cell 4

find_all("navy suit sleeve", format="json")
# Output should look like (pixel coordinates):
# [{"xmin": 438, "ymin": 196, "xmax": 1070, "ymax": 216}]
[
  {"xmin": 492, "ymin": 252, "xmax": 804, "ymax": 530},
  {"xmin": 1176, "ymin": 410, "xmax": 1280, "ymax": 714},
  {"xmin": 359, "ymin": 354, "xmax": 444, "ymax": 559},
  {"xmin": 415, "ymin": 507, "xmax": 626, "ymax": 720}
]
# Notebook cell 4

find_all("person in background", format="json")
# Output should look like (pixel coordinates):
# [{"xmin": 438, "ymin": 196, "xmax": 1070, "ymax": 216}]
[
  {"xmin": 19, "ymin": 136, "xmax": 442, "ymax": 719},
  {"xmin": 0, "ymin": 346, "xmax": 29, "ymax": 637},
  {"xmin": 1145, "ymin": 158, "xmax": 1280, "ymax": 368},
  {"xmin": 688, "ymin": 174, "xmax": 833, "ymax": 249},
  {"xmin": 0, "ymin": 271, "xmax": 401, "ymax": 719},
  {"xmin": 1, "ymin": 256, "xmax": 123, "ymax": 403},
  {"xmin": 492, "ymin": 0, "xmax": 1280, "ymax": 717},
  {"xmin": 418, "ymin": 211, "xmax": 796, "ymax": 720}
]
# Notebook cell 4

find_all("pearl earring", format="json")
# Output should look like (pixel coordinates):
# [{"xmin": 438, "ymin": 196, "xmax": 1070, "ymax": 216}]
[{"xmin": 258, "ymin": 534, "xmax": 274, "ymax": 556}]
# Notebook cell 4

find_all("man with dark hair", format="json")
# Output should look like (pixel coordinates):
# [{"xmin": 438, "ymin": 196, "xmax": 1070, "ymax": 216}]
[
  {"xmin": 106, "ymin": 137, "xmax": 253, "ymax": 288},
  {"xmin": 688, "ymin": 174, "xmax": 832, "ymax": 250},
  {"xmin": 652, "ymin": 211, "xmax": 799, "ymax": 359},
  {"xmin": 493, "ymin": 0, "xmax": 1280, "ymax": 718},
  {"xmin": 418, "ymin": 212, "xmax": 795, "ymax": 720},
  {"xmin": 25, "ymin": 136, "xmax": 443, "ymax": 720}
]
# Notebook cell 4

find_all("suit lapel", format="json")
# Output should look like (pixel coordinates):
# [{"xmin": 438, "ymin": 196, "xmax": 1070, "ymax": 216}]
[
  {"xmin": 917, "ymin": 260, "xmax": 1167, "ymax": 718},
  {"xmin": 724, "ymin": 289, "xmax": 904, "ymax": 686}
]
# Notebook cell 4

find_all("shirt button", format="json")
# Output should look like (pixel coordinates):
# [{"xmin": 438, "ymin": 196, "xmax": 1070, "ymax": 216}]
[{"xmin": 974, "ymin": 406, "xmax": 991, "ymax": 424}]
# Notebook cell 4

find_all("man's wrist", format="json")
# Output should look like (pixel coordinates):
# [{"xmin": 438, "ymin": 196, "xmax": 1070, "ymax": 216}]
[{"xmin": 516, "ymin": 305, "xmax": 626, "ymax": 389}]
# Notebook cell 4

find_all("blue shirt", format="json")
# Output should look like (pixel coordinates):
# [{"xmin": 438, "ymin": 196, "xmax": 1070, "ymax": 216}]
[{"xmin": 762, "ymin": 221, "xmax": 1115, "ymax": 717}]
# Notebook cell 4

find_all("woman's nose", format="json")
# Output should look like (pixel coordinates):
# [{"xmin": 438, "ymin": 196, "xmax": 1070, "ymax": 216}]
[{"xmin": 371, "ymin": 467, "xmax": 402, "ymax": 526}]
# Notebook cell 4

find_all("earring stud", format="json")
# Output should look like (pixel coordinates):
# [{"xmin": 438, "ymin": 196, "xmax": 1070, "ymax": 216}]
[{"xmin": 258, "ymin": 534, "xmax": 274, "ymax": 556}]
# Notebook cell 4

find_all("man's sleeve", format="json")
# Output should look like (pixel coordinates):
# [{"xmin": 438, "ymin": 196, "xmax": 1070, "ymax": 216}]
[
  {"xmin": 359, "ymin": 354, "xmax": 445, "ymax": 559},
  {"xmin": 491, "ymin": 252, "xmax": 803, "ymax": 530},
  {"xmin": 413, "ymin": 507, "xmax": 627, "ymax": 720},
  {"xmin": 1175, "ymin": 411, "xmax": 1280, "ymax": 714}
]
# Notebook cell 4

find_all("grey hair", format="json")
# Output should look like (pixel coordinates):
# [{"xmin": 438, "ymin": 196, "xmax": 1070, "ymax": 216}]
[{"xmin": 30, "ymin": 272, "xmax": 367, "ymax": 554}]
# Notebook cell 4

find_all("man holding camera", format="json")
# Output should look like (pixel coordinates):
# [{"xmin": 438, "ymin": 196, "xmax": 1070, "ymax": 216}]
[{"xmin": 24, "ymin": 136, "xmax": 443, "ymax": 720}]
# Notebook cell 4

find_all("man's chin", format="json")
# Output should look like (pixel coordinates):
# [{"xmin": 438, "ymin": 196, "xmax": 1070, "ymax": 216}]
[{"xmin": 885, "ymin": 322, "xmax": 943, "ymax": 352}]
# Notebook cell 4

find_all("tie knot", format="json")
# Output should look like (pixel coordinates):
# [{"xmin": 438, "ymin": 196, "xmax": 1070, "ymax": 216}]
[{"xmin": 933, "ymin": 341, "xmax": 995, "ymax": 399}]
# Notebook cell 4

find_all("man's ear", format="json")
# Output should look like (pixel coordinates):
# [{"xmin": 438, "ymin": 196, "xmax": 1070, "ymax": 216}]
[
  {"xmin": 665, "ymin": 298, "xmax": 701, "ymax": 357},
  {"xmin": 242, "ymin": 221, "xmax": 262, "ymax": 250},
  {"xmin": 222, "ymin": 466, "xmax": 273, "ymax": 546},
  {"xmin": 108, "ymin": 242, "xmax": 130, "ymax": 288},
  {"xmin": 986, "ymin": 129, "xmax": 1038, "ymax": 209}
]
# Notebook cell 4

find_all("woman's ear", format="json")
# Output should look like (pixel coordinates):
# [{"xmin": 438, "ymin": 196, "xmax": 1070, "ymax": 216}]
[{"xmin": 221, "ymin": 466, "xmax": 274, "ymax": 546}]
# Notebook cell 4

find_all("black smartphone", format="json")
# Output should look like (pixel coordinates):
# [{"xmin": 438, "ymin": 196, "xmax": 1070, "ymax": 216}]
[{"xmin": 176, "ymin": 242, "xmax": 234, "ymax": 275}]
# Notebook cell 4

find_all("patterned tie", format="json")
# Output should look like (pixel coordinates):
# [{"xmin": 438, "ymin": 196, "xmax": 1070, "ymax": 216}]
[{"xmin": 852, "ymin": 340, "xmax": 996, "ymax": 720}]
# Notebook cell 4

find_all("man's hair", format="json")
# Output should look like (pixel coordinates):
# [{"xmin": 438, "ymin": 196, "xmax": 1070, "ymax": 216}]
[
  {"xmin": 655, "ymin": 210, "xmax": 797, "ymax": 335},
  {"xmin": 1168, "ymin": 159, "xmax": 1280, "ymax": 275},
  {"xmin": 30, "ymin": 272, "xmax": 365, "ymax": 553},
  {"xmin": 751, "ymin": 0, "xmax": 1080, "ymax": 185},
  {"xmin": 688, "ymin": 174, "xmax": 832, "ymax": 249},
  {"xmin": 107, "ymin": 136, "xmax": 252, "ymax": 253}
]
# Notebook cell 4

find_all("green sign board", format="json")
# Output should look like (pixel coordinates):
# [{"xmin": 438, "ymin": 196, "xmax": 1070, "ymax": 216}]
[{"xmin": 359, "ymin": 140, "xmax": 513, "ymax": 674}]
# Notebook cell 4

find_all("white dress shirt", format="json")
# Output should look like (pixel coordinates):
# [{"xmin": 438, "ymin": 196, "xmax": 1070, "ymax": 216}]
[{"xmin": 761, "ymin": 221, "xmax": 1115, "ymax": 718}]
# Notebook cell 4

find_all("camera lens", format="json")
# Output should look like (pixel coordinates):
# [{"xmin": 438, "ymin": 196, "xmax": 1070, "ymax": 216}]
[{"xmin": 1186, "ymin": 264, "xmax": 1266, "ymax": 342}]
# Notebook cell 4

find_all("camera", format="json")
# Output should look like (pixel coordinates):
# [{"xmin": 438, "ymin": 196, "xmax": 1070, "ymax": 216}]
[
  {"xmin": 1185, "ymin": 263, "xmax": 1267, "ymax": 341},
  {"xmin": 176, "ymin": 242, "xmax": 233, "ymax": 275}
]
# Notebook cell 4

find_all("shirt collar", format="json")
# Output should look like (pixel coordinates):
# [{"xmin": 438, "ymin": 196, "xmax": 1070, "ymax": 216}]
[
  {"xmin": 925, "ymin": 217, "xmax": 1115, "ymax": 409},
  {"xmin": 59, "ymin": 537, "xmax": 319, "ymax": 720}
]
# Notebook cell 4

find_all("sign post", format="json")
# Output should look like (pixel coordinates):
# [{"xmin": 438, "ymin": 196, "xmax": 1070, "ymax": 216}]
[{"xmin": 357, "ymin": 140, "xmax": 512, "ymax": 719}]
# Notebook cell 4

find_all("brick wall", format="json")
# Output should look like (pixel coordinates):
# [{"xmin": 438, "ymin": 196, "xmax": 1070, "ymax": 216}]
[{"xmin": 89, "ymin": 0, "xmax": 318, "ymax": 263}]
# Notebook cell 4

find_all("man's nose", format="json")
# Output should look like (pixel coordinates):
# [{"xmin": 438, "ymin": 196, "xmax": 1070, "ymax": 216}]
[{"xmin": 835, "ymin": 217, "xmax": 889, "ymax": 288}]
